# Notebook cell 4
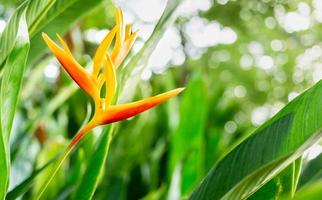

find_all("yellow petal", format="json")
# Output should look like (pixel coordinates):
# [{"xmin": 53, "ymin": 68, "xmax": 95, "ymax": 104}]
[
  {"xmin": 93, "ymin": 26, "xmax": 118, "ymax": 77},
  {"xmin": 103, "ymin": 54, "xmax": 117, "ymax": 105},
  {"xmin": 112, "ymin": 7, "xmax": 125, "ymax": 62},
  {"xmin": 56, "ymin": 34, "xmax": 72, "ymax": 56},
  {"xmin": 112, "ymin": 31, "xmax": 137, "ymax": 67},
  {"xmin": 97, "ymin": 74, "xmax": 105, "ymax": 90},
  {"xmin": 125, "ymin": 24, "xmax": 132, "ymax": 40}
]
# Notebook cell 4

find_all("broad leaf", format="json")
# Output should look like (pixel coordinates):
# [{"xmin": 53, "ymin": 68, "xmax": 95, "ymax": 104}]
[
  {"xmin": 190, "ymin": 79, "xmax": 322, "ymax": 199},
  {"xmin": 0, "ymin": 13, "xmax": 29, "ymax": 200}
]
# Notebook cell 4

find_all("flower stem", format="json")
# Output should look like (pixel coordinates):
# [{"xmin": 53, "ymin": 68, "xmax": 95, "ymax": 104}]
[{"xmin": 33, "ymin": 122, "xmax": 95, "ymax": 200}]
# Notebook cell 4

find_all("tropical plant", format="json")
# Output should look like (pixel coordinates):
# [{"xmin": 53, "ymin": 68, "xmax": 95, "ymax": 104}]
[{"xmin": 1, "ymin": 0, "xmax": 322, "ymax": 199}]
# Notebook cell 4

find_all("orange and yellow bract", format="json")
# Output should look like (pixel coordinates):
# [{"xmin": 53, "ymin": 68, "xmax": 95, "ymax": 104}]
[
  {"xmin": 42, "ymin": 7, "xmax": 183, "ymax": 150},
  {"xmin": 35, "ymin": 7, "xmax": 183, "ymax": 200}
]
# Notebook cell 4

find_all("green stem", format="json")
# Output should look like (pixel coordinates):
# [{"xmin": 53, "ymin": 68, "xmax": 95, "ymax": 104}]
[{"xmin": 33, "ymin": 122, "xmax": 95, "ymax": 200}]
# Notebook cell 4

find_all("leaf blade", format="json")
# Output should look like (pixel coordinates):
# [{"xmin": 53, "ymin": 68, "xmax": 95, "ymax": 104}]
[
  {"xmin": 0, "ymin": 0, "xmax": 56, "ymax": 67},
  {"xmin": 0, "ymin": 13, "xmax": 30, "ymax": 200},
  {"xmin": 190, "ymin": 79, "xmax": 322, "ymax": 199}
]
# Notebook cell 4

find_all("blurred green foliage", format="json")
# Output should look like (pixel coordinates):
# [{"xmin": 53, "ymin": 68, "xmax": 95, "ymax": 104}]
[{"xmin": 1, "ymin": 0, "xmax": 322, "ymax": 199}]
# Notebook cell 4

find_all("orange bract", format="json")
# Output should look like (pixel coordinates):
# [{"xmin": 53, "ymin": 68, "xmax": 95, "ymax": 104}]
[{"xmin": 42, "ymin": 7, "xmax": 183, "ymax": 148}]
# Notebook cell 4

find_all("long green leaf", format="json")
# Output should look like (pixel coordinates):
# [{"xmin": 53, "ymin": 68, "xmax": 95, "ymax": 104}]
[
  {"xmin": 26, "ymin": 0, "xmax": 57, "ymax": 36},
  {"xmin": 27, "ymin": 0, "xmax": 105, "ymax": 67},
  {"xmin": 0, "ymin": 13, "xmax": 29, "ymax": 200},
  {"xmin": 0, "ymin": 0, "xmax": 56, "ymax": 67},
  {"xmin": 73, "ymin": 125, "xmax": 114, "ymax": 200},
  {"xmin": 298, "ymin": 153, "xmax": 322, "ymax": 188},
  {"xmin": 0, "ymin": 2, "xmax": 26, "ymax": 66},
  {"xmin": 190, "ymin": 79, "xmax": 322, "ymax": 200},
  {"xmin": 249, "ymin": 157, "xmax": 302, "ymax": 199},
  {"xmin": 283, "ymin": 179, "xmax": 322, "ymax": 200},
  {"xmin": 169, "ymin": 74, "xmax": 208, "ymax": 195},
  {"xmin": 6, "ymin": 157, "xmax": 57, "ymax": 200}
]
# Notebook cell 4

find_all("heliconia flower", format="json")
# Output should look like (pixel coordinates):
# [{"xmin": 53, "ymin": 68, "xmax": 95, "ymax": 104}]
[{"xmin": 42, "ymin": 7, "xmax": 184, "ymax": 150}]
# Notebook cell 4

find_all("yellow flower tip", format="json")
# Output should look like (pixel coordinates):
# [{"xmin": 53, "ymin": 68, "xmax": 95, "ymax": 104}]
[
  {"xmin": 55, "ymin": 34, "xmax": 65, "ymax": 45},
  {"xmin": 173, "ymin": 87, "xmax": 185, "ymax": 94},
  {"xmin": 112, "ymin": 30, "xmax": 138, "ymax": 67},
  {"xmin": 55, "ymin": 33, "xmax": 61, "ymax": 39},
  {"xmin": 41, "ymin": 32, "xmax": 48, "ymax": 39},
  {"xmin": 93, "ymin": 25, "xmax": 118, "ymax": 76},
  {"xmin": 115, "ymin": 6, "xmax": 123, "ymax": 16},
  {"xmin": 115, "ymin": 7, "xmax": 124, "ymax": 27},
  {"xmin": 131, "ymin": 30, "xmax": 138, "ymax": 40},
  {"xmin": 151, "ymin": 87, "xmax": 185, "ymax": 101},
  {"xmin": 125, "ymin": 24, "xmax": 137, "ymax": 39}
]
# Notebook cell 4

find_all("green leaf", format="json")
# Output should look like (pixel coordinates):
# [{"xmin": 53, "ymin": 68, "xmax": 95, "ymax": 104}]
[
  {"xmin": 0, "ymin": 2, "xmax": 27, "ymax": 66},
  {"xmin": 292, "ymin": 158, "xmax": 302, "ymax": 194},
  {"xmin": 6, "ymin": 157, "xmax": 57, "ymax": 200},
  {"xmin": 73, "ymin": 126, "xmax": 114, "ymax": 200},
  {"xmin": 168, "ymin": 74, "xmax": 208, "ymax": 195},
  {"xmin": 190, "ymin": 80, "xmax": 322, "ymax": 200},
  {"xmin": 0, "ymin": 0, "xmax": 56, "ymax": 66},
  {"xmin": 119, "ymin": 0, "xmax": 184, "ymax": 102},
  {"xmin": 249, "ymin": 158, "xmax": 302, "ymax": 200},
  {"xmin": 285, "ymin": 179, "xmax": 322, "ymax": 200},
  {"xmin": 0, "ymin": 13, "xmax": 29, "ymax": 200},
  {"xmin": 32, "ymin": 104, "xmax": 93, "ymax": 200},
  {"xmin": 27, "ymin": 0, "xmax": 105, "ymax": 67},
  {"xmin": 298, "ymin": 153, "xmax": 322, "ymax": 189},
  {"xmin": 25, "ymin": 0, "xmax": 57, "ymax": 36},
  {"xmin": 2, "ymin": 0, "xmax": 104, "ymax": 69}
]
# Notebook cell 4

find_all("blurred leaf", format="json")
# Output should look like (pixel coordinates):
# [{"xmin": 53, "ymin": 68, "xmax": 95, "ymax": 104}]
[
  {"xmin": 0, "ymin": 2, "xmax": 26, "ymax": 66},
  {"xmin": 33, "ymin": 136, "xmax": 68, "ymax": 200},
  {"xmin": 27, "ymin": 0, "xmax": 105, "ymax": 67},
  {"xmin": 190, "ymin": 80, "xmax": 322, "ymax": 199},
  {"xmin": 0, "ymin": 13, "xmax": 29, "ymax": 200},
  {"xmin": 140, "ymin": 185, "xmax": 166, "ymax": 200},
  {"xmin": 283, "ymin": 179, "xmax": 322, "ymax": 200},
  {"xmin": 82, "ymin": 0, "xmax": 114, "ymax": 29},
  {"xmin": 119, "ymin": 0, "xmax": 184, "ymax": 103},
  {"xmin": 6, "ymin": 157, "xmax": 56, "ymax": 200},
  {"xmin": 73, "ymin": 125, "xmax": 114, "ymax": 200},
  {"xmin": 33, "ymin": 102, "xmax": 92, "ymax": 199},
  {"xmin": 0, "ymin": 0, "xmax": 56, "ymax": 67},
  {"xmin": 298, "ymin": 153, "xmax": 322, "ymax": 189},
  {"xmin": 169, "ymin": 74, "xmax": 208, "ymax": 195}
]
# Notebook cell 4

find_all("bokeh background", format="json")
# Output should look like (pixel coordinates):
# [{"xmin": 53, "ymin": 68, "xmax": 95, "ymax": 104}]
[{"xmin": 1, "ymin": 0, "xmax": 322, "ymax": 199}]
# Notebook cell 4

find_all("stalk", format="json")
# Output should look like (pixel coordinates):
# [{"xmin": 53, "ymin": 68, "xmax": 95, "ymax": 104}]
[{"xmin": 33, "ymin": 122, "xmax": 95, "ymax": 200}]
